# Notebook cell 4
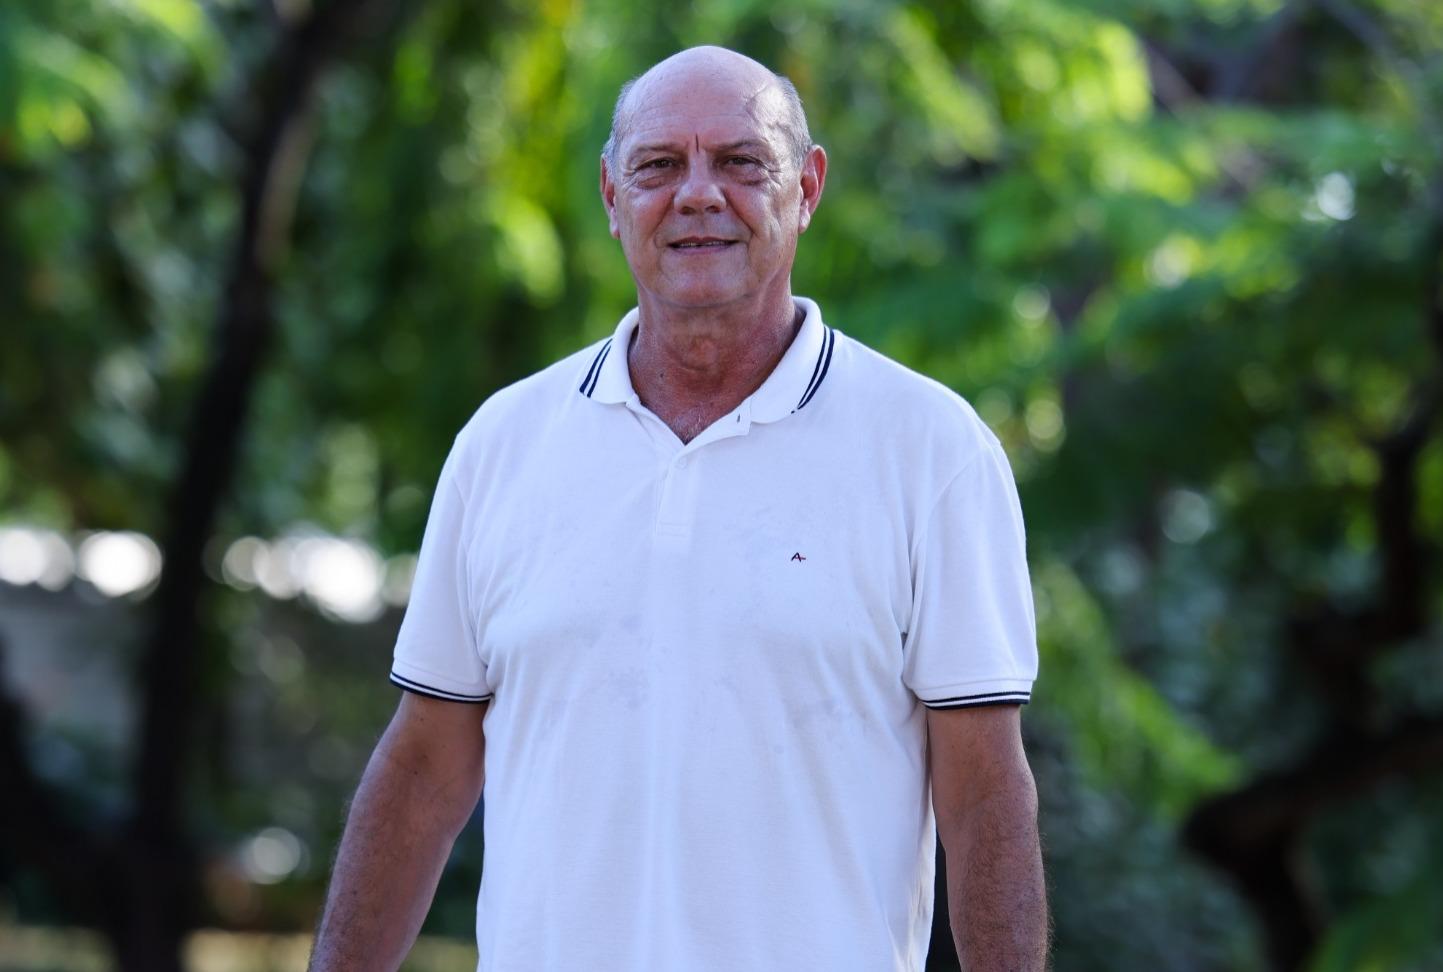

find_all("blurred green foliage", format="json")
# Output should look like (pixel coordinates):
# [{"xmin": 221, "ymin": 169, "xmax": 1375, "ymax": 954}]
[{"xmin": 3, "ymin": 0, "xmax": 1443, "ymax": 969}]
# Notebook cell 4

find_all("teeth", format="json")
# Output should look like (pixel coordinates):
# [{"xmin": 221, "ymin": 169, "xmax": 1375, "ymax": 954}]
[{"xmin": 675, "ymin": 241, "xmax": 727, "ymax": 248}]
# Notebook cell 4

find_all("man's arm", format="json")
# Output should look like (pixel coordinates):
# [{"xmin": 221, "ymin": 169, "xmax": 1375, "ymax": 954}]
[
  {"xmin": 308, "ymin": 692, "xmax": 488, "ymax": 972},
  {"xmin": 928, "ymin": 704, "xmax": 1049, "ymax": 971}
]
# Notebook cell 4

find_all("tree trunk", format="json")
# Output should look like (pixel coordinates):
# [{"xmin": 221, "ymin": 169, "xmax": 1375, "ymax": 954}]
[{"xmin": 0, "ymin": 4, "xmax": 411, "ymax": 970}]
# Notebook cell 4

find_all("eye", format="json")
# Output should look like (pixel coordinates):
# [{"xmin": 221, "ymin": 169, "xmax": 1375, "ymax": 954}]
[
  {"xmin": 638, "ymin": 158, "xmax": 674, "ymax": 170},
  {"xmin": 726, "ymin": 156, "xmax": 760, "ymax": 167}
]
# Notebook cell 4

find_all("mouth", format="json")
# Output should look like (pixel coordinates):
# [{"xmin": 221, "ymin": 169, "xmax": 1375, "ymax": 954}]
[{"xmin": 668, "ymin": 238, "xmax": 736, "ymax": 250}]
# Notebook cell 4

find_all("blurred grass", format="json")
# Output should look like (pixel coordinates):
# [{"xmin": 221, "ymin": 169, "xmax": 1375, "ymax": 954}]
[{"xmin": 0, "ymin": 927, "xmax": 476, "ymax": 972}]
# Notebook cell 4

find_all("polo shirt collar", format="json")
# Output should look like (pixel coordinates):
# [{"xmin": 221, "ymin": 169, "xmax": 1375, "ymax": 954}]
[{"xmin": 578, "ymin": 297, "xmax": 836, "ymax": 424}]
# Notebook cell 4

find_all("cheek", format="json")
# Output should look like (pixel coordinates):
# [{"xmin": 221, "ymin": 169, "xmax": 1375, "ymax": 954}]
[
  {"xmin": 754, "ymin": 193, "xmax": 798, "ymax": 237},
  {"xmin": 622, "ymin": 199, "xmax": 667, "ymax": 239}
]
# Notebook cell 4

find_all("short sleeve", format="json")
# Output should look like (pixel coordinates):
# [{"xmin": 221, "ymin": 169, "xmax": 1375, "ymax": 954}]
[
  {"xmin": 389, "ymin": 446, "xmax": 493, "ymax": 703},
  {"xmin": 902, "ymin": 436, "xmax": 1038, "ymax": 709}
]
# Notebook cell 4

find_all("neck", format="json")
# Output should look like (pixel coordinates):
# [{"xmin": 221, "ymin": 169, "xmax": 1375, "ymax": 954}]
[{"xmin": 628, "ymin": 294, "xmax": 802, "ymax": 443}]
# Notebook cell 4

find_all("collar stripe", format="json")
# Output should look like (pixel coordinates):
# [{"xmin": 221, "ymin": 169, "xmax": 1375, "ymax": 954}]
[
  {"xmin": 797, "ymin": 327, "xmax": 827, "ymax": 407},
  {"xmin": 586, "ymin": 342, "xmax": 612, "ymax": 397},
  {"xmin": 579, "ymin": 338, "xmax": 613, "ymax": 397},
  {"xmin": 794, "ymin": 327, "xmax": 835, "ymax": 411},
  {"xmin": 578, "ymin": 301, "xmax": 832, "ymax": 417}
]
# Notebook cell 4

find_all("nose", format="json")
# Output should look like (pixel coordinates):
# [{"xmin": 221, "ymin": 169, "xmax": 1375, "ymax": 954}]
[{"xmin": 673, "ymin": 161, "xmax": 725, "ymax": 214}]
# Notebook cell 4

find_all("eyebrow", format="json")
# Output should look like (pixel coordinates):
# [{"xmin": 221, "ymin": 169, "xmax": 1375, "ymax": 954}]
[
  {"xmin": 624, "ymin": 139, "xmax": 775, "ymax": 164},
  {"xmin": 625, "ymin": 142, "xmax": 683, "ymax": 162},
  {"xmin": 714, "ymin": 140, "xmax": 774, "ymax": 157}
]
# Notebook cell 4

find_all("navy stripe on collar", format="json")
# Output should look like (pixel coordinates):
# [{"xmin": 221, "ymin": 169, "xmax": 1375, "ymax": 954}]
[
  {"xmin": 794, "ymin": 327, "xmax": 835, "ymax": 412},
  {"xmin": 579, "ymin": 338, "xmax": 613, "ymax": 397}
]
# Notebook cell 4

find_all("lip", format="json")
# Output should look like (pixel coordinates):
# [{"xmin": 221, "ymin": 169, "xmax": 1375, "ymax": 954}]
[{"xmin": 668, "ymin": 237, "xmax": 736, "ymax": 250}]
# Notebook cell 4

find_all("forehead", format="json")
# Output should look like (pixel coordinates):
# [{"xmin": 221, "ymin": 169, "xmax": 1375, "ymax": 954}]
[{"xmin": 619, "ymin": 71, "xmax": 786, "ymax": 155}]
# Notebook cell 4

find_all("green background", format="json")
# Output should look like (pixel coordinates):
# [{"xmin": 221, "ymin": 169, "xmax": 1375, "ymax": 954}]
[{"xmin": 2, "ymin": 0, "xmax": 1441, "ymax": 969}]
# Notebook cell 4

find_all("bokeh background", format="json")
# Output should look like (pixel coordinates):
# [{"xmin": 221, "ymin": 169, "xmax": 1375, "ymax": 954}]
[{"xmin": 2, "ymin": 0, "xmax": 1442, "ymax": 969}]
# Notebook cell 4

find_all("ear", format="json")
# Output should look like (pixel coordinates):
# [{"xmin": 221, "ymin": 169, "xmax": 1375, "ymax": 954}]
[
  {"xmin": 600, "ymin": 155, "xmax": 621, "ymax": 239},
  {"xmin": 796, "ymin": 145, "xmax": 827, "ymax": 234}
]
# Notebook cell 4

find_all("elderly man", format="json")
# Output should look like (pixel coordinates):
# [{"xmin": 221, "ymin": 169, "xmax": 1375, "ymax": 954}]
[{"xmin": 309, "ymin": 46, "xmax": 1046, "ymax": 972}]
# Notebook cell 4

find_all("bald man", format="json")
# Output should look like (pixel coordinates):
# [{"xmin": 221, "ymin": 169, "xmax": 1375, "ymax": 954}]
[{"xmin": 309, "ymin": 47, "xmax": 1047, "ymax": 972}]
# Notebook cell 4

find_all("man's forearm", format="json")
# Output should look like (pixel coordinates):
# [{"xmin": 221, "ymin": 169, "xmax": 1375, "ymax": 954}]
[
  {"xmin": 309, "ymin": 708, "xmax": 483, "ymax": 972},
  {"xmin": 942, "ymin": 783, "xmax": 1049, "ymax": 971}
]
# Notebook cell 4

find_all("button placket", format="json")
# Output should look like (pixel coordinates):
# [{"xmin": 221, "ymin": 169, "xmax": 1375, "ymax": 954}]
[{"xmin": 655, "ymin": 449, "xmax": 700, "ymax": 541}]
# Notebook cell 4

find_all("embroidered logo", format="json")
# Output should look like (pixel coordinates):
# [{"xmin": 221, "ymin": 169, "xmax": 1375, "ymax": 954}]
[{"xmin": 791, "ymin": 552, "xmax": 806, "ymax": 562}]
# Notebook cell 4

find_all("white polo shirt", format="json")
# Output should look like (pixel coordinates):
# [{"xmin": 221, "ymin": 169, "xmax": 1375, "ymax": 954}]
[{"xmin": 391, "ymin": 297, "xmax": 1038, "ymax": 972}]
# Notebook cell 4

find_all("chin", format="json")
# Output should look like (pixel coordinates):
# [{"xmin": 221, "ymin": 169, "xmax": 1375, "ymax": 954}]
[{"xmin": 654, "ymin": 281, "xmax": 750, "ymax": 309}]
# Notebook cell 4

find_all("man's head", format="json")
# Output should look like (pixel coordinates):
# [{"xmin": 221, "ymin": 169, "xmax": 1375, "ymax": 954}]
[
  {"xmin": 602, "ymin": 53, "xmax": 813, "ymax": 172},
  {"xmin": 599, "ymin": 46, "xmax": 827, "ymax": 315}
]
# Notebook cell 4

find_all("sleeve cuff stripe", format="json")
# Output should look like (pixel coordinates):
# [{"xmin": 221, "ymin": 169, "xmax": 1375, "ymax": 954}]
[
  {"xmin": 390, "ymin": 672, "xmax": 492, "ymax": 703},
  {"xmin": 925, "ymin": 697, "xmax": 1030, "ymax": 710},
  {"xmin": 922, "ymin": 690, "xmax": 1031, "ymax": 709}
]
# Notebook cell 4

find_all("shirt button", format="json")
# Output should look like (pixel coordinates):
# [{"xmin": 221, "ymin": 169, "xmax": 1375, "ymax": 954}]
[{"xmin": 675, "ymin": 456, "xmax": 688, "ymax": 468}]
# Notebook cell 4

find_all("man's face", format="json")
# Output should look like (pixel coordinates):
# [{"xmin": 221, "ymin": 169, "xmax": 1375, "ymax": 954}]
[{"xmin": 600, "ymin": 68, "xmax": 824, "ymax": 313}]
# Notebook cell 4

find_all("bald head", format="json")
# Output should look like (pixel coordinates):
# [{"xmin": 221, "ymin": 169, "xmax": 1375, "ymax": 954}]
[{"xmin": 603, "ymin": 46, "xmax": 812, "ymax": 171}]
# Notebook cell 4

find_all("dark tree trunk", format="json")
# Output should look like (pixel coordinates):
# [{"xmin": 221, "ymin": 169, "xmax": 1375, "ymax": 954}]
[
  {"xmin": 0, "ymin": 3, "xmax": 412, "ymax": 970},
  {"xmin": 120, "ymin": 5, "xmax": 412, "ymax": 966}
]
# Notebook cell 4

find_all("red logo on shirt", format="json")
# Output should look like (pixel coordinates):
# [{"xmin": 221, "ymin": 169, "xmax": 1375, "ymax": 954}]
[{"xmin": 791, "ymin": 552, "xmax": 806, "ymax": 562}]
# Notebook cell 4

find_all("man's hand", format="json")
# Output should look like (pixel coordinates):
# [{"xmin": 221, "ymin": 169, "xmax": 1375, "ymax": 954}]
[
  {"xmin": 308, "ymin": 692, "xmax": 488, "ymax": 972},
  {"xmin": 928, "ymin": 704, "xmax": 1049, "ymax": 971}
]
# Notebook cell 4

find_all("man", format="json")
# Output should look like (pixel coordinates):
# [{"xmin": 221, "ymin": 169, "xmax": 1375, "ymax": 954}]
[{"xmin": 309, "ymin": 45, "xmax": 1046, "ymax": 972}]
